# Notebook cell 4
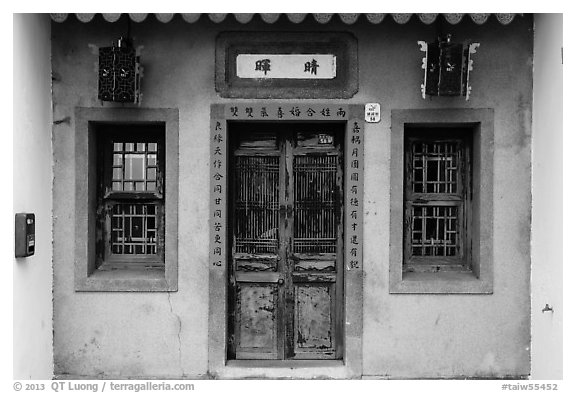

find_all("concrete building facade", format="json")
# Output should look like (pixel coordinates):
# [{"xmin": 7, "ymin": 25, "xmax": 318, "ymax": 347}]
[{"xmin": 13, "ymin": 13, "xmax": 563, "ymax": 380}]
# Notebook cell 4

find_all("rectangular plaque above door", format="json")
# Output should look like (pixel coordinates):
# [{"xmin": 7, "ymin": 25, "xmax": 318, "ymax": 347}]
[{"xmin": 215, "ymin": 32, "xmax": 358, "ymax": 99}]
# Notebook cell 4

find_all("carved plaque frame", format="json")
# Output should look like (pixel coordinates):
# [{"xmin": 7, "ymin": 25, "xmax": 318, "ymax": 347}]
[{"xmin": 215, "ymin": 32, "xmax": 359, "ymax": 99}]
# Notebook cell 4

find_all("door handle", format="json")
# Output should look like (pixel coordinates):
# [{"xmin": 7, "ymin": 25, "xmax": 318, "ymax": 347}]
[{"xmin": 278, "ymin": 278, "xmax": 285, "ymax": 285}]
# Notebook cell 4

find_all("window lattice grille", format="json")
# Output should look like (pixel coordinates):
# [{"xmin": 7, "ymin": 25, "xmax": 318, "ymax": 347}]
[
  {"xmin": 111, "ymin": 203, "xmax": 158, "ymax": 255},
  {"xmin": 112, "ymin": 142, "xmax": 158, "ymax": 191},
  {"xmin": 294, "ymin": 155, "xmax": 338, "ymax": 253},
  {"xmin": 411, "ymin": 205, "xmax": 459, "ymax": 257},
  {"xmin": 234, "ymin": 156, "xmax": 280, "ymax": 254},
  {"xmin": 412, "ymin": 141, "xmax": 459, "ymax": 193}
]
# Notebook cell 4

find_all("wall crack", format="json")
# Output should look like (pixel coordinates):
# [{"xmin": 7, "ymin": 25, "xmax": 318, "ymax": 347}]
[{"xmin": 167, "ymin": 291, "xmax": 184, "ymax": 377}]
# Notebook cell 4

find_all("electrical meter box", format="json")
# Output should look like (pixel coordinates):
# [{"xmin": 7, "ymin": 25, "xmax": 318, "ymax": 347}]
[{"xmin": 15, "ymin": 213, "xmax": 35, "ymax": 258}]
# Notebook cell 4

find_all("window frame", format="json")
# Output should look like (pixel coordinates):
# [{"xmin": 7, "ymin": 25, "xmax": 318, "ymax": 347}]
[
  {"xmin": 74, "ymin": 107, "xmax": 179, "ymax": 292},
  {"xmin": 403, "ymin": 129, "xmax": 472, "ymax": 272},
  {"xmin": 389, "ymin": 109, "xmax": 494, "ymax": 294},
  {"xmin": 97, "ymin": 127, "xmax": 166, "ymax": 269}
]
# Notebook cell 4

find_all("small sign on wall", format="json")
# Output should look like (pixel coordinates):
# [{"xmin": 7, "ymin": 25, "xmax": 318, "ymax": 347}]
[
  {"xmin": 365, "ymin": 103, "xmax": 381, "ymax": 123},
  {"xmin": 237, "ymin": 54, "xmax": 337, "ymax": 79}
]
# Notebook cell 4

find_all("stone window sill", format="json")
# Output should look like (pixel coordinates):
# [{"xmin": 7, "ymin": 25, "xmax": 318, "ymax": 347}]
[
  {"xmin": 390, "ymin": 271, "xmax": 493, "ymax": 294},
  {"xmin": 75, "ymin": 267, "xmax": 174, "ymax": 292}
]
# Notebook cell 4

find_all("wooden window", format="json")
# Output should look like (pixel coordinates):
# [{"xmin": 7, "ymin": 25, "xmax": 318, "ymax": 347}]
[
  {"xmin": 96, "ymin": 124, "xmax": 165, "ymax": 269},
  {"xmin": 75, "ymin": 108, "xmax": 178, "ymax": 292},
  {"xmin": 404, "ymin": 128, "xmax": 471, "ymax": 272},
  {"xmin": 390, "ymin": 109, "xmax": 493, "ymax": 294}
]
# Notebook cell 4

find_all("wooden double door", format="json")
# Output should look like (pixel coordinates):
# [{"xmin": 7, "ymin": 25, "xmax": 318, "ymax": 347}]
[{"xmin": 228, "ymin": 122, "xmax": 344, "ymax": 360}]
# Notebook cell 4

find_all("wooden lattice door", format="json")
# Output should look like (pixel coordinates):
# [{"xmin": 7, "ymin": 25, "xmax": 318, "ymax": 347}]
[{"xmin": 228, "ymin": 123, "xmax": 344, "ymax": 360}]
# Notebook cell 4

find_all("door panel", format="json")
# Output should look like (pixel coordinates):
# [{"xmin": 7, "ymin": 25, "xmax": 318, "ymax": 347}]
[
  {"xmin": 229, "ymin": 123, "xmax": 343, "ymax": 360},
  {"xmin": 235, "ymin": 283, "xmax": 279, "ymax": 359},
  {"xmin": 232, "ymin": 138, "xmax": 284, "ymax": 359},
  {"xmin": 293, "ymin": 284, "xmax": 335, "ymax": 359},
  {"xmin": 289, "ymin": 148, "xmax": 342, "ymax": 359}
]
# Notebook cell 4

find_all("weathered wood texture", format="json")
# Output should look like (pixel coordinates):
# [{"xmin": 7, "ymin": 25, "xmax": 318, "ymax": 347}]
[
  {"xmin": 229, "ymin": 123, "xmax": 343, "ymax": 360},
  {"xmin": 294, "ymin": 285, "xmax": 334, "ymax": 358},
  {"xmin": 235, "ymin": 284, "xmax": 278, "ymax": 359},
  {"xmin": 403, "ymin": 129, "xmax": 472, "ymax": 272}
]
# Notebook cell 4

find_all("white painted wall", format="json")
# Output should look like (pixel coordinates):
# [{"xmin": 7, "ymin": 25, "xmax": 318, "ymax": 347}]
[
  {"xmin": 13, "ymin": 13, "xmax": 54, "ymax": 379},
  {"xmin": 531, "ymin": 13, "xmax": 563, "ymax": 379}
]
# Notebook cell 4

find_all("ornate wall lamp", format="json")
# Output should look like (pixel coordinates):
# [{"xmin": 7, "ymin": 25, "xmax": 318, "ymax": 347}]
[
  {"xmin": 98, "ymin": 36, "xmax": 142, "ymax": 103},
  {"xmin": 418, "ymin": 34, "xmax": 479, "ymax": 100}
]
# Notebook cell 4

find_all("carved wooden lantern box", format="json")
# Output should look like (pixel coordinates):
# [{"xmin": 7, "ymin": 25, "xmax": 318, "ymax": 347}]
[
  {"xmin": 418, "ymin": 35, "xmax": 479, "ymax": 100},
  {"xmin": 98, "ymin": 37, "xmax": 142, "ymax": 104}
]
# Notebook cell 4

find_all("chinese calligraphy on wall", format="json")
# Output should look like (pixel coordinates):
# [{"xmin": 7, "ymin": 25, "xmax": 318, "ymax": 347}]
[
  {"xmin": 347, "ymin": 120, "xmax": 363, "ymax": 270},
  {"xmin": 210, "ymin": 119, "xmax": 226, "ymax": 268}
]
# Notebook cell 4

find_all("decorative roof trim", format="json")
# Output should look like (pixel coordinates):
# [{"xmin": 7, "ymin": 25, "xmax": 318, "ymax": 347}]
[
  {"xmin": 50, "ymin": 13, "xmax": 518, "ymax": 25},
  {"xmin": 339, "ymin": 13, "xmax": 360, "ymax": 25},
  {"xmin": 391, "ymin": 13, "xmax": 412, "ymax": 24},
  {"xmin": 469, "ymin": 13, "xmax": 490, "ymax": 25},
  {"xmin": 208, "ymin": 13, "xmax": 227, "ymax": 23},
  {"xmin": 443, "ymin": 13, "xmax": 464, "ymax": 25},
  {"xmin": 76, "ymin": 13, "xmax": 95, "ymax": 23},
  {"xmin": 128, "ymin": 13, "xmax": 148, "ymax": 23},
  {"xmin": 50, "ymin": 13, "xmax": 68, "ymax": 23},
  {"xmin": 286, "ymin": 13, "xmax": 307, "ymax": 23},
  {"xmin": 234, "ymin": 13, "xmax": 254, "ymax": 24},
  {"xmin": 155, "ymin": 13, "xmax": 174, "ymax": 23},
  {"xmin": 366, "ymin": 13, "xmax": 386, "ymax": 24},
  {"xmin": 101, "ymin": 13, "xmax": 121, "ymax": 23},
  {"xmin": 313, "ymin": 13, "xmax": 334, "ymax": 24},
  {"xmin": 496, "ymin": 13, "xmax": 516, "ymax": 25},
  {"xmin": 181, "ymin": 14, "xmax": 201, "ymax": 23},
  {"xmin": 418, "ymin": 14, "xmax": 438, "ymax": 25},
  {"xmin": 260, "ymin": 13, "xmax": 281, "ymax": 23}
]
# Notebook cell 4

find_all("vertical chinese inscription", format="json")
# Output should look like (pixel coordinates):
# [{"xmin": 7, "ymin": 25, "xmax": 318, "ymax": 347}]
[
  {"xmin": 347, "ymin": 119, "xmax": 363, "ymax": 271},
  {"xmin": 211, "ymin": 118, "xmax": 227, "ymax": 269}
]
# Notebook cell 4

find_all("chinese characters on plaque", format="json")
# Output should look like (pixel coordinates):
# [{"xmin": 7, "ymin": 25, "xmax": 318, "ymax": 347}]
[
  {"xmin": 237, "ymin": 54, "xmax": 337, "ymax": 79},
  {"xmin": 227, "ymin": 105, "xmax": 347, "ymax": 120}
]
